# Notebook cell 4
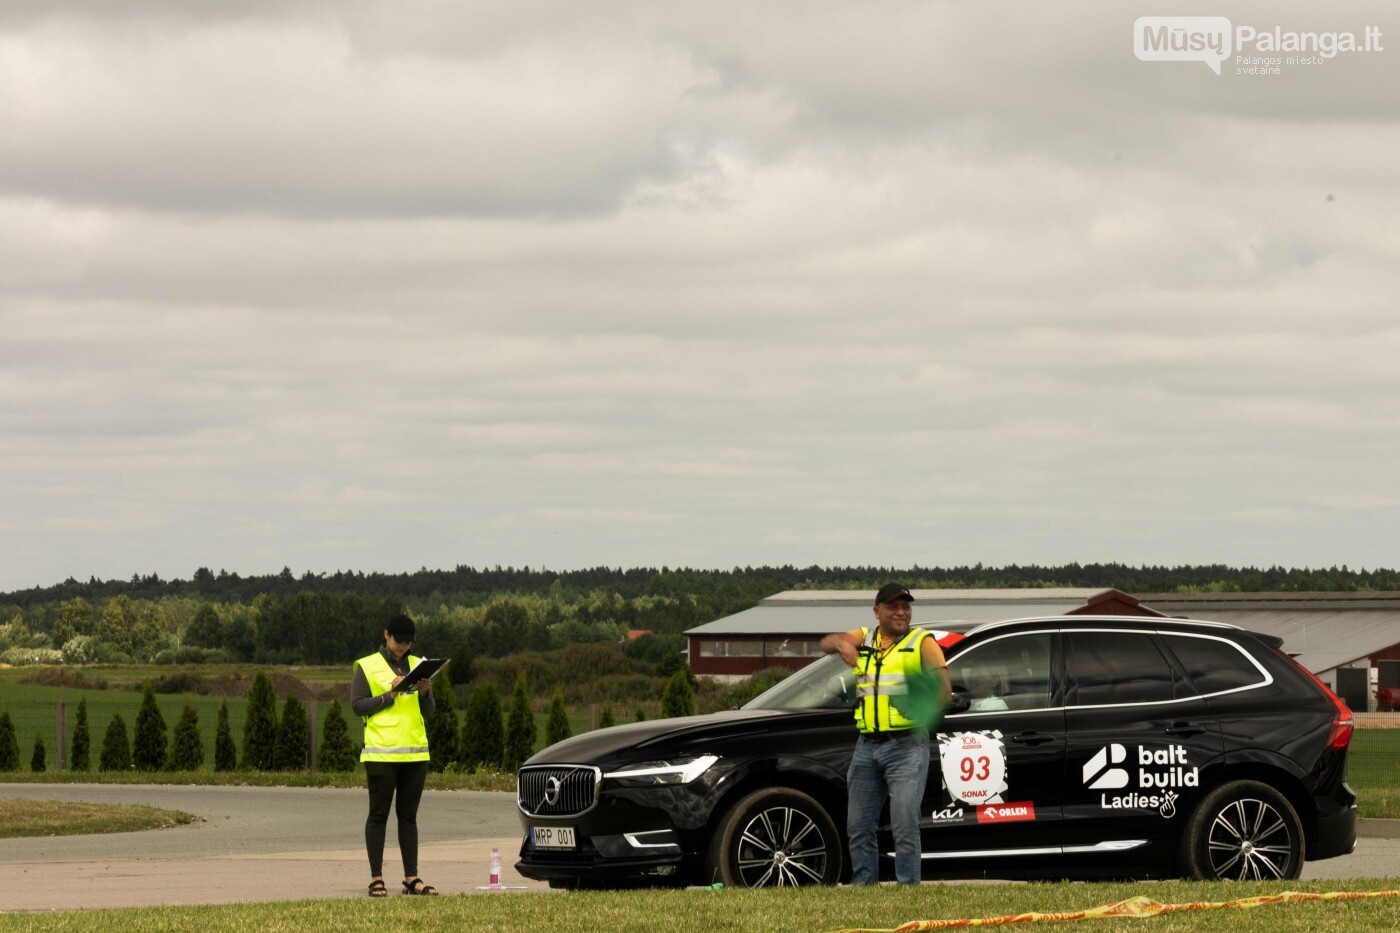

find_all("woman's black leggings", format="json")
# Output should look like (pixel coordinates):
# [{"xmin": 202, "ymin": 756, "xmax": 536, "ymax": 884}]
[{"xmin": 364, "ymin": 760, "xmax": 430, "ymax": 877}]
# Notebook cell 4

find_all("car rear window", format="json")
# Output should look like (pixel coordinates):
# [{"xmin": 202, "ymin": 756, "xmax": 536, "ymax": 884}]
[
  {"xmin": 1161, "ymin": 633, "xmax": 1269, "ymax": 695},
  {"xmin": 1068, "ymin": 631, "xmax": 1179, "ymax": 706}
]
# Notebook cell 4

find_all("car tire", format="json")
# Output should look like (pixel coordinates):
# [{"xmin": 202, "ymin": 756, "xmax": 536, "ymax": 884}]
[
  {"xmin": 1179, "ymin": 779, "xmax": 1305, "ymax": 881},
  {"xmin": 705, "ymin": 788, "xmax": 842, "ymax": 888}
]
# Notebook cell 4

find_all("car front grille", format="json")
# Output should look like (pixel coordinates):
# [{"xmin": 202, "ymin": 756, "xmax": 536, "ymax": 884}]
[{"xmin": 518, "ymin": 765, "xmax": 601, "ymax": 818}]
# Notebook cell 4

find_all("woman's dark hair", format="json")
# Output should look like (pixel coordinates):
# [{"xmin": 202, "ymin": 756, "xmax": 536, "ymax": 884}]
[{"xmin": 384, "ymin": 613, "xmax": 416, "ymax": 641}]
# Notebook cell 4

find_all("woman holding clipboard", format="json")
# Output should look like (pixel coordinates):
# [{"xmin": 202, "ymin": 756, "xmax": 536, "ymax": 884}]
[{"xmin": 351, "ymin": 613, "xmax": 440, "ymax": 897}]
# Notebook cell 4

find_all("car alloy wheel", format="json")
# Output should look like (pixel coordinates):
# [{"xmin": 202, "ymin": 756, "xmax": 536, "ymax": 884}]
[
  {"xmin": 1181, "ymin": 780, "xmax": 1304, "ymax": 881},
  {"xmin": 707, "ymin": 788, "xmax": 841, "ymax": 888}
]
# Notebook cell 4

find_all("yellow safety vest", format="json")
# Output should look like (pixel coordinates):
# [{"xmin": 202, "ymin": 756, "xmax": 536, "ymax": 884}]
[
  {"xmin": 852, "ymin": 627, "xmax": 931, "ymax": 734},
  {"xmin": 356, "ymin": 651, "xmax": 431, "ymax": 763}
]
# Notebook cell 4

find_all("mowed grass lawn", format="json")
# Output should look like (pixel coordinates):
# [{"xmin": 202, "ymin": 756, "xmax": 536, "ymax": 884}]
[
  {"xmin": 0, "ymin": 798, "xmax": 194, "ymax": 838},
  {"xmin": 1, "ymin": 880, "xmax": 1399, "ymax": 933}
]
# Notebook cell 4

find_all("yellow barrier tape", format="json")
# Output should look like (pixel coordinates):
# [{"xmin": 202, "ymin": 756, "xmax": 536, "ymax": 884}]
[{"xmin": 827, "ymin": 888, "xmax": 1400, "ymax": 932}]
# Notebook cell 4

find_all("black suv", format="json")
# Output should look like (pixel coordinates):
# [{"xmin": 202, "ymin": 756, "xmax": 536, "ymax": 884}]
[{"xmin": 515, "ymin": 616, "xmax": 1356, "ymax": 887}]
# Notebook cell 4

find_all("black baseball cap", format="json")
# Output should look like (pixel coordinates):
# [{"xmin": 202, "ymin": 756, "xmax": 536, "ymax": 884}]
[
  {"xmin": 875, "ymin": 583, "xmax": 914, "ymax": 605},
  {"xmin": 384, "ymin": 614, "xmax": 416, "ymax": 641}
]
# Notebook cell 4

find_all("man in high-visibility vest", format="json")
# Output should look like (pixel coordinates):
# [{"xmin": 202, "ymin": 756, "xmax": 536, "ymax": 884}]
[
  {"xmin": 351, "ymin": 613, "xmax": 438, "ymax": 897},
  {"xmin": 820, "ymin": 584, "xmax": 950, "ymax": 886}
]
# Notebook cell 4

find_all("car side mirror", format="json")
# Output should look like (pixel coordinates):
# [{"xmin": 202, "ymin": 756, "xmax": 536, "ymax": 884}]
[{"xmin": 946, "ymin": 691, "xmax": 971, "ymax": 714}]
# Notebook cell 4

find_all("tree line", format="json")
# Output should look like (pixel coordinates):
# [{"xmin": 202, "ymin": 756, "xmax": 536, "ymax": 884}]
[
  {"xmin": 0, "ymin": 669, "xmax": 700, "ymax": 774},
  {"xmin": 8, "ymin": 562, "xmax": 1398, "ymax": 610},
  {"xmin": 4, "ymin": 563, "xmax": 1397, "ymax": 669}
]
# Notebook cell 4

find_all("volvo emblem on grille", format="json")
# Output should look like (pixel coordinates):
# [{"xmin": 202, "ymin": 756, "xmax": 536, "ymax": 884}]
[
  {"xmin": 519, "ymin": 765, "xmax": 600, "ymax": 818},
  {"xmin": 541, "ymin": 775, "xmax": 562, "ymax": 808}
]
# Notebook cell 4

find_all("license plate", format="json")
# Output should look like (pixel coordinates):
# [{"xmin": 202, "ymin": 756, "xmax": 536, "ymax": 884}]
[{"xmin": 531, "ymin": 825, "xmax": 577, "ymax": 849}]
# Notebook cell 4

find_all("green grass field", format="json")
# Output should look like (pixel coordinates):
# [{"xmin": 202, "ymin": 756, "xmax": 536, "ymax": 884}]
[{"xmin": 1, "ymin": 879, "xmax": 1398, "ymax": 932}]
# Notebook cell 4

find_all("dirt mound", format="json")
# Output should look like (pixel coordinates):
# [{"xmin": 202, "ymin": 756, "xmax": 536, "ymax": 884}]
[{"xmin": 202, "ymin": 672, "xmax": 344, "ymax": 702}]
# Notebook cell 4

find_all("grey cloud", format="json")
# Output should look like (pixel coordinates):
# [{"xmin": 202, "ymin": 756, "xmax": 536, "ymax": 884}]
[{"xmin": 2, "ymin": 2, "xmax": 1400, "ymax": 590}]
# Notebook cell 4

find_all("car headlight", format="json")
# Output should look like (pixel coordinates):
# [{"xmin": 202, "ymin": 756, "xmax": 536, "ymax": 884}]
[{"xmin": 603, "ymin": 754, "xmax": 720, "ymax": 787}]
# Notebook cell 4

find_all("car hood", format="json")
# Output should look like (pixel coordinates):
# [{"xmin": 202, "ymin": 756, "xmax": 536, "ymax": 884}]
[{"xmin": 523, "ymin": 708, "xmax": 806, "ymax": 767}]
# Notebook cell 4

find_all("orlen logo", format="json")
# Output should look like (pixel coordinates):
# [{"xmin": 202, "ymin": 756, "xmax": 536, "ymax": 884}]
[
  {"xmin": 977, "ymin": 802, "xmax": 1035, "ymax": 824},
  {"xmin": 1083, "ymin": 744, "xmax": 1130, "ymax": 789}
]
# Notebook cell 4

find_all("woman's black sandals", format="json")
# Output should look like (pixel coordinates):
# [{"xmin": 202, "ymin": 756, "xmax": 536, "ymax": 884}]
[
  {"xmin": 367, "ymin": 880, "xmax": 388, "ymax": 898},
  {"xmin": 403, "ymin": 878, "xmax": 439, "ymax": 895}
]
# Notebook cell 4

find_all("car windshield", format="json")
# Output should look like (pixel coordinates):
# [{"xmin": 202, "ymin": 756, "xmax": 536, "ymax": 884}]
[{"xmin": 741, "ymin": 653, "xmax": 856, "ymax": 710}]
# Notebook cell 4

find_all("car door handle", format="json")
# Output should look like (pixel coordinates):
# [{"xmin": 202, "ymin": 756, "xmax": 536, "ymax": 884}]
[
  {"xmin": 1164, "ymin": 722, "xmax": 1206, "ymax": 737},
  {"xmin": 1009, "ymin": 731, "xmax": 1055, "ymax": 746}
]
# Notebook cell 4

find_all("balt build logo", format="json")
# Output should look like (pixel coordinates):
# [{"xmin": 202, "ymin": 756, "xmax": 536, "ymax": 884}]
[
  {"xmin": 1134, "ymin": 16, "xmax": 1383, "ymax": 75},
  {"xmin": 1083, "ymin": 744, "xmax": 1129, "ymax": 790}
]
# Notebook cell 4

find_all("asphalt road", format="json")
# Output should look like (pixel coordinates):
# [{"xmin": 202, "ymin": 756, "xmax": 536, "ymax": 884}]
[
  {"xmin": 0, "ymin": 784, "xmax": 521, "ymax": 861},
  {"xmin": 0, "ymin": 784, "xmax": 528, "ymax": 911},
  {"xmin": 0, "ymin": 784, "xmax": 1396, "ymax": 913}
]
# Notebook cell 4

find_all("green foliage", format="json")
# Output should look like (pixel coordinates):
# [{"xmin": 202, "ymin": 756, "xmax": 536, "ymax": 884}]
[
  {"xmin": 240, "ymin": 671, "xmax": 277, "ymax": 770},
  {"xmin": 254, "ymin": 592, "xmax": 401, "ymax": 665},
  {"xmin": 317, "ymin": 700, "xmax": 357, "ymax": 773},
  {"xmin": 545, "ymin": 688, "xmax": 572, "ymax": 746},
  {"xmin": 70, "ymin": 697, "xmax": 91, "ymax": 772},
  {"xmin": 634, "ymin": 707, "xmax": 646, "ymax": 723},
  {"xmin": 0, "ymin": 710, "xmax": 22, "ymax": 770},
  {"xmin": 132, "ymin": 683, "xmax": 168, "ymax": 771},
  {"xmin": 214, "ymin": 701, "xmax": 237, "ymax": 772},
  {"xmin": 622, "ymin": 633, "xmax": 688, "ymax": 665},
  {"xmin": 167, "ymin": 701, "xmax": 204, "ymax": 771},
  {"xmin": 95, "ymin": 596, "xmax": 168, "ymax": 663},
  {"xmin": 460, "ymin": 681, "xmax": 504, "ymax": 770},
  {"xmin": 270, "ymin": 696, "xmax": 309, "ymax": 771},
  {"xmin": 184, "ymin": 603, "xmax": 223, "ymax": 648},
  {"xmin": 660, "ymin": 669, "xmax": 694, "ymax": 718},
  {"xmin": 599, "ymin": 704, "xmax": 615, "ymax": 729},
  {"xmin": 502, "ymin": 674, "xmax": 536, "ymax": 771},
  {"xmin": 655, "ymin": 653, "xmax": 688, "ymax": 679},
  {"xmin": 30, "ymin": 734, "xmax": 46, "ymax": 772},
  {"xmin": 444, "ymin": 641, "xmax": 474, "ymax": 686},
  {"xmin": 50, "ymin": 597, "xmax": 95, "ymax": 647},
  {"xmin": 424, "ymin": 682, "xmax": 458, "ymax": 773},
  {"xmin": 99, "ymin": 712, "xmax": 132, "ymax": 771}
]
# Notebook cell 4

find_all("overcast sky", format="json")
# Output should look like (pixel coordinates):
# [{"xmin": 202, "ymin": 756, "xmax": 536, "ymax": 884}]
[{"xmin": 2, "ymin": 1, "xmax": 1398, "ymax": 592}]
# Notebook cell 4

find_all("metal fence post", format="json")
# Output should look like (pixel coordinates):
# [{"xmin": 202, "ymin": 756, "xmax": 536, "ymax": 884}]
[
  {"xmin": 309, "ymin": 699, "xmax": 318, "ymax": 774},
  {"xmin": 57, "ymin": 701, "xmax": 67, "ymax": 771}
]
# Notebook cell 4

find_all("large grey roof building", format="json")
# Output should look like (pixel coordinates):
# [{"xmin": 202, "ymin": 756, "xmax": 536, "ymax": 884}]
[{"xmin": 685, "ymin": 588, "xmax": 1400, "ymax": 711}]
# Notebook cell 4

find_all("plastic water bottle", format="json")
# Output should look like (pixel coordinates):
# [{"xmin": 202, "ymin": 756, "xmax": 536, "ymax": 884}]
[{"xmin": 490, "ymin": 846, "xmax": 501, "ymax": 887}]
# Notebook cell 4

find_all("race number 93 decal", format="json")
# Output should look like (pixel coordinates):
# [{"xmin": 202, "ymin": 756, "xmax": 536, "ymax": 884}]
[{"xmin": 937, "ymin": 730, "xmax": 1008, "ymax": 806}]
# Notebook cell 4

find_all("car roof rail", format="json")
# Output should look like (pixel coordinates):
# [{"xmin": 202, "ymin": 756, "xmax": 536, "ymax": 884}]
[{"xmin": 958, "ymin": 615, "xmax": 1245, "ymax": 638}]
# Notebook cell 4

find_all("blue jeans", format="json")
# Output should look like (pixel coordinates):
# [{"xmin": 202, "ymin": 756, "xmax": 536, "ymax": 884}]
[{"xmin": 846, "ymin": 731, "xmax": 929, "ymax": 885}]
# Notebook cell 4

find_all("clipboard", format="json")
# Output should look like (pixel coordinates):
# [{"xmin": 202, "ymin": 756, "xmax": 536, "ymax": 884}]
[{"xmin": 397, "ymin": 657, "xmax": 449, "ymax": 692}]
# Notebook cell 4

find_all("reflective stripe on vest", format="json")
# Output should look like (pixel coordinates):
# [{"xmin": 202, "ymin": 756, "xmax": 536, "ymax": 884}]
[
  {"xmin": 852, "ymin": 627, "xmax": 930, "ymax": 733},
  {"xmin": 356, "ymin": 651, "xmax": 432, "ymax": 764}
]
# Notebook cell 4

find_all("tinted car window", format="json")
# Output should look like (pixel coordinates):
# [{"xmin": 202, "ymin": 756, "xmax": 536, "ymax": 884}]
[
  {"xmin": 1069, "ymin": 631, "xmax": 1178, "ymax": 706},
  {"xmin": 949, "ymin": 632, "xmax": 1053, "ymax": 711},
  {"xmin": 1161, "ymin": 633, "xmax": 1268, "ymax": 695}
]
